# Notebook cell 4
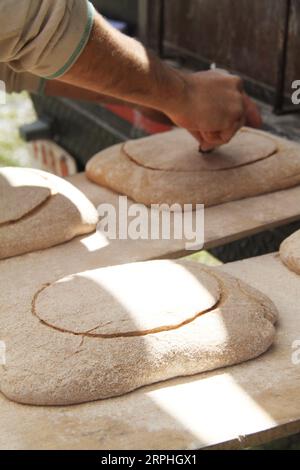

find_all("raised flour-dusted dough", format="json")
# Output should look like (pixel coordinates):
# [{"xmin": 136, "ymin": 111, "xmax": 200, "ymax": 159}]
[
  {"xmin": 1, "ymin": 260, "xmax": 278, "ymax": 406},
  {"xmin": 280, "ymin": 230, "xmax": 300, "ymax": 274},
  {"xmin": 0, "ymin": 168, "xmax": 51, "ymax": 224},
  {"xmin": 34, "ymin": 261, "xmax": 220, "ymax": 336},
  {"xmin": 86, "ymin": 127, "xmax": 300, "ymax": 207},
  {"xmin": 0, "ymin": 167, "xmax": 98, "ymax": 259},
  {"xmin": 123, "ymin": 127, "xmax": 277, "ymax": 172}
]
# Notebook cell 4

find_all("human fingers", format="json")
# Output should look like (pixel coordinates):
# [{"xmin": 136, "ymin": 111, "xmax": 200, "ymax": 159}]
[{"xmin": 243, "ymin": 93, "xmax": 262, "ymax": 128}]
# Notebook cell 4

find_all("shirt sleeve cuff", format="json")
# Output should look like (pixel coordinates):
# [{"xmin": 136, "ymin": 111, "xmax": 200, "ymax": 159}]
[{"xmin": 43, "ymin": 1, "xmax": 95, "ymax": 80}]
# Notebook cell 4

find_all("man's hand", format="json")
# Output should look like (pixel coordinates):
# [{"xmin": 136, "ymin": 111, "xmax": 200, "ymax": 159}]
[
  {"xmin": 60, "ymin": 12, "xmax": 261, "ymax": 148},
  {"xmin": 165, "ymin": 70, "xmax": 262, "ymax": 151}
]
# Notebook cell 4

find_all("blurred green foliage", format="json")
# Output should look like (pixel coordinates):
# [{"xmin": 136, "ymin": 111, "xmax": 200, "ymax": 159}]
[{"xmin": 0, "ymin": 92, "xmax": 36, "ymax": 168}]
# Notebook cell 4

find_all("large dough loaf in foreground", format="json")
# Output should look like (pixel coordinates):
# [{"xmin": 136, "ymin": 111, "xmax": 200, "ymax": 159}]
[
  {"xmin": 0, "ymin": 260, "xmax": 278, "ymax": 406},
  {"xmin": 86, "ymin": 127, "xmax": 300, "ymax": 207},
  {"xmin": 280, "ymin": 230, "xmax": 300, "ymax": 274},
  {"xmin": 0, "ymin": 167, "xmax": 98, "ymax": 259}
]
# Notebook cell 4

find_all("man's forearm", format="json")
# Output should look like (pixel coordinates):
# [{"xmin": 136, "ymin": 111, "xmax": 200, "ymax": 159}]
[
  {"xmin": 0, "ymin": 0, "xmax": 261, "ymax": 149},
  {"xmin": 57, "ymin": 9, "xmax": 262, "ymax": 149},
  {"xmin": 61, "ymin": 12, "xmax": 186, "ymax": 115},
  {"xmin": 45, "ymin": 80, "xmax": 129, "ymax": 105},
  {"xmin": 44, "ymin": 80, "xmax": 174, "ymax": 126}
]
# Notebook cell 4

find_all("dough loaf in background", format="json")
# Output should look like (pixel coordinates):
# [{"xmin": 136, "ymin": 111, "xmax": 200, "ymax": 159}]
[
  {"xmin": 0, "ymin": 167, "xmax": 98, "ymax": 259},
  {"xmin": 280, "ymin": 230, "xmax": 300, "ymax": 274}
]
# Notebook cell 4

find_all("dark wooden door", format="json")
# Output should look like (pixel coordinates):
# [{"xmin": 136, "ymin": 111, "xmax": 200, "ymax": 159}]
[{"xmin": 139, "ymin": 0, "xmax": 300, "ymax": 100}]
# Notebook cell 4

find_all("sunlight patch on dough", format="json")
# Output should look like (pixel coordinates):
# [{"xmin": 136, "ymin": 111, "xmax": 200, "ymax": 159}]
[{"xmin": 34, "ymin": 260, "xmax": 221, "ymax": 336}]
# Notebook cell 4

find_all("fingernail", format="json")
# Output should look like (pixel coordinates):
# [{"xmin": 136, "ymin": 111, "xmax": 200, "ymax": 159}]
[{"xmin": 199, "ymin": 146, "xmax": 214, "ymax": 154}]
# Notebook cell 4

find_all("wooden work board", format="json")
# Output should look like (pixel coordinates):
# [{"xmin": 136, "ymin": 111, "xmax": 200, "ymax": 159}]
[
  {"xmin": 69, "ymin": 172, "xmax": 300, "ymax": 257},
  {"xmin": 2, "ymin": 171, "xmax": 300, "ymax": 449},
  {"xmin": 0, "ymin": 252, "xmax": 300, "ymax": 449}
]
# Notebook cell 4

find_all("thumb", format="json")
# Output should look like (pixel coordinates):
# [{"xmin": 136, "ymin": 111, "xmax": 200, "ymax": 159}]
[
  {"xmin": 189, "ymin": 130, "xmax": 216, "ymax": 152},
  {"xmin": 243, "ymin": 93, "xmax": 262, "ymax": 129}
]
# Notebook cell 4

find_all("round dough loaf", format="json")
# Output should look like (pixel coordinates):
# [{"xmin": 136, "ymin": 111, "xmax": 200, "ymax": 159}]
[
  {"xmin": 124, "ymin": 128, "xmax": 277, "ymax": 172},
  {"xmin": 0, "ymin": 167, "xmax": 98, "ymax": 260},
  {"xmin": 1, "ymin": 260, "xmax": 278, "ymax": 406},
  {"xmin": 280, "ymin": 230, "xmax": 300, "ymax": 274},
  {"xmin": 86, "ymin": 127, "xmax": 300, "ymax": 208}
]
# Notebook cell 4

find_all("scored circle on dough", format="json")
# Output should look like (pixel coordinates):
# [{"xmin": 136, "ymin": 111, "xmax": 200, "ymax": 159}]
[
  {"xmin": 34, "ymin": 261, "xmax": 221, "ymax": 336},
  {"xmin": 123, "ymin": 128, "xmax": 277, "ymax": 172},
  {"xmin": 0, "ymin": 167, "xmax": 52, "ymax": 224}
]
